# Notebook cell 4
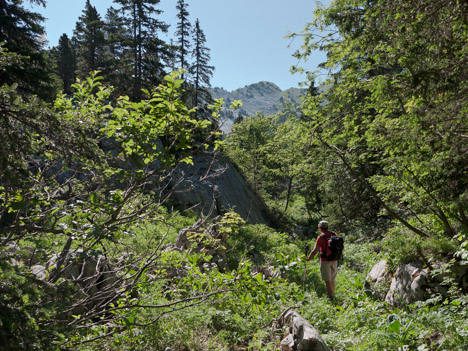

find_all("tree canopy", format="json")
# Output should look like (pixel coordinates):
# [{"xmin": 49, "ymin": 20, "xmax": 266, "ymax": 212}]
[{"xmin": 289, "ymin": 0, "xmax": 468, "ymax": 237}]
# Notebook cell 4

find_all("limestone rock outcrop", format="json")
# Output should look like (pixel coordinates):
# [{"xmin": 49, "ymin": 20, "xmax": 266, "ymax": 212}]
[
  {"xmin": 210, "ymin": 82, "xmax": 306, "ymax": 133},
  {"xmin": 171, "ymin": 151, "xmax": 269, "ymax": 225}
]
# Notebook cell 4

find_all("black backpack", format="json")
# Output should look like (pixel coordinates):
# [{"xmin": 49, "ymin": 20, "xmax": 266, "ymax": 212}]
[{"xmin": 320, "ymin": 232, "xmax": 344, "ymax": 261}]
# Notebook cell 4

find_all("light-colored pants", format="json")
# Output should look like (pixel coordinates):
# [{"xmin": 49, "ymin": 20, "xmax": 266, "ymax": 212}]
[{"xmin": 320, "ymin": 260, "xmax": 338, "ymax": 281}]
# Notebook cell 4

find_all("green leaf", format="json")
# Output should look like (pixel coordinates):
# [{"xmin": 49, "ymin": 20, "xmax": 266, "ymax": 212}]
[
  {"xmin": 90, "ymin": 193, "xmax": 98, "ymax": 204},
  {"xmin": 387, "ymin": 317, "xmax": 401, "ymax": 333}
]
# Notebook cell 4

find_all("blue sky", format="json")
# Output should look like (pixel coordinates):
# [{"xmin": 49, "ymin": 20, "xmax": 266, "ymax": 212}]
[{"xmin": 29, "ymin": 0, "xmax": 326, "ymax": 91}]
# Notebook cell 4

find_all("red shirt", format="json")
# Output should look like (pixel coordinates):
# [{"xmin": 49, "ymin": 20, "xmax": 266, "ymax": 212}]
[{"xmin": 315, "ymin": 230, "xmax": 333, "ymax": 262}]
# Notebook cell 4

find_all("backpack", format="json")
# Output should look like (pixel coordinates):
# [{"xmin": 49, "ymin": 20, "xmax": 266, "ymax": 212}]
[{"xmin": 320, "ymin": 232, "xmax": 344, "ymax": 261}]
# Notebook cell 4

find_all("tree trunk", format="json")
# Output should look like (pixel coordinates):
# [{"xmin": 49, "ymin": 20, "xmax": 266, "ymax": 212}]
[
  {"xmin": 284, "ymin": 176, "xmax": 294, "ymax": 212},
  {"xmin": 49, "ymin": 236, "xmax": 73, "ymax": 283}
]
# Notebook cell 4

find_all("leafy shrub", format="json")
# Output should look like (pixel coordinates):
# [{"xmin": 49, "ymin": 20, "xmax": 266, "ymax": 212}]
[
  {"xmin": 0, "ymin": 255, "xmax": 71, "ymax": 350},
  {"xmin": 123, "ymin": 209, "xmax": 198, "ymax": 253},
  {"xmin": 380, "ymin": 225, "xmax": 458, "ymax": 270},
  {"xmin": 226, "ymin": 223, "xmax": 300, "ymax": 270}
]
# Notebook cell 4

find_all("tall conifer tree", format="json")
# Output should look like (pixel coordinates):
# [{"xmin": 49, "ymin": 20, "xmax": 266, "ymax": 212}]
[
  {"xmin": 73, "ymin": 0, "xmax": 106, "ymax": 79},
  {"xmin": 190, "ymin": 19, "xmax": 214, "ymax": 119},
  {"xmin": 113, "ymin": 0, "xmax": 169, "ymax": 100},
  {"xmin": 175, "ymin": 0, "xmax": 192, "ymax": 80},
  {"xmin": 55, "ymin": 33, "xmax": 76, "ymax": 94},
  {"xmin": 0, "ymin": 0, "xmax": 54, "ymax": 99},
  {"xmin": 103, "ymin": 6, "xmax": 131, "ymax": 96}
]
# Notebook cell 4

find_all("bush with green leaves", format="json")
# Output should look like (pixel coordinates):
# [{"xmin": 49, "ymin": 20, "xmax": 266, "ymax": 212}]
[
  {"xmin": 0, "ymin": 255, "xmax": 72, "ymax": 350},
  {"xmin": 0, "ymin": 45, "xmax": 228, "ymax": 347},
  {"xmin": 226, "ymin": 222, "xmax": 300, "ymax": 270}
]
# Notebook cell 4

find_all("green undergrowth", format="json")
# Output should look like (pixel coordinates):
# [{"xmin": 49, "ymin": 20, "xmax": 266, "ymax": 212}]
[
  {"xmin": 91, "ymin": 215, "xmax": 468, "ymax": 351},
  {"xmin": 13, "ymin": 208, "xmax": 464, "ymax": 350},
  {"xmin": 378, "ymin": 225, "xmax": 459, "ymax": 271}
]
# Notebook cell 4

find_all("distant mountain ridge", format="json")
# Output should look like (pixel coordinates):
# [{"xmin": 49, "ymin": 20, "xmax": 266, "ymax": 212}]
[{"xmin": 209, "ymin": 81, "xmax": 306, "ymax": 133}]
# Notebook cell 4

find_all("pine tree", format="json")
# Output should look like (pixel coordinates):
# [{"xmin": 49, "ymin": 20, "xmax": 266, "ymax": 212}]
[
  {"xmin": 142, "ymin": 36, "xmax": 174, "ymax": 89},
  {"xmin": 175, "ymin": 0, "xmax": 192, "ymax": 80},
  {"xmin": 113, "ymin": 0, "xmax": 169, "ymax": 100},
  {"xmin": 54, "ymin": 34, "xmax": 76, "ymax": 94},
  {"xmin": 73, "ymin": 0, "xmax": 106, "ymax": 79},
  {"xmin": 103, "ymin": 6, "xmax": 131, "ymax": 96},
  {"xmin": 0, "ymin": 0, "xmax": 54, "ymax": 99},
  {"xmin": 166, "ymin": 39, "xmax": 178, "ymax": 72},
  {"xmin": 190, "ymin": 19, "xmax": 214, "ymax": 119}
]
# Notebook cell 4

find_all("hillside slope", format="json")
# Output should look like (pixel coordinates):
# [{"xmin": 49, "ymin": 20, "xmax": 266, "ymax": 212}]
[{"xmin": 210, "ymin": 81, "xmax": 305, "ymax": 133}]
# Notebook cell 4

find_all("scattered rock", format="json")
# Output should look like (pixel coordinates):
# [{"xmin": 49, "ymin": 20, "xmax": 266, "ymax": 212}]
[
  {"xmin": 280, "ymin": 333, "xmax": 295, "ymax": 351},
  {"xmin": 385, "ymin": 263, "xmax": 429, "ymax": 306},
  {"xmin": 30, "ymin": 264, "xmax": 47, "ymax": 280},
  {"xmin": 252, "ymin": 265, "xmax": 282, "ymax": 280},
  {"xmin": 3, "ymin": 242, "xmax": 40, "ymax": 267},
  {"xmin": 364, "ymin": 260, "xmax": 390, "ymax": 300},
  {"xmin": 176, "ymin": 216, "xmax": 228, "ymax": 272},
  {"xmin": 275, "ymin": 308, "xmax": 330, "ymax": 351}
]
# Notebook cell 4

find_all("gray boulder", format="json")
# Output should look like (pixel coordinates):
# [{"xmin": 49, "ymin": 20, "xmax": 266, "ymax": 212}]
[
  {"xmin": 385, "ymin": 263, "xmax": 429, "ymax": 306},
  {"xmin": 364, "ymin": 260, "xmax": 390, "ymax": 299},
  {"xmin": 170, "ymin": 151, "xmax": 269, "ymax": 225},
  {"xmin": 30, "ymin": 264, "xmax": 47, "ymax": 280},
  {"xmin": 276, "ymin": 309, "xmax": 330, "ymax": 351},
  {"xmin": 366, "ymin": 259, "xmax": 467, "ymax": 305},
  {"xmin": 367, "ymin": 260, "xmax": 389, "ymax": 284}
]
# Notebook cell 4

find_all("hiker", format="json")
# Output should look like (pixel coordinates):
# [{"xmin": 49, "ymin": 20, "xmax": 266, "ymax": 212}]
[{"xmin": 307, "ymin": 220, "xmax": 339, "ymax": 300}]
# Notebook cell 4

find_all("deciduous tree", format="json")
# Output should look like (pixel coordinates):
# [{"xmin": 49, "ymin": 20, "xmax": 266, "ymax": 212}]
[
  {"xmin": 293, "ymin": 0, "xmax": 468, "ymax": 237},
  {"xmin": 0, "ymin": 48, "xmax": 225, "ymax": 346}
]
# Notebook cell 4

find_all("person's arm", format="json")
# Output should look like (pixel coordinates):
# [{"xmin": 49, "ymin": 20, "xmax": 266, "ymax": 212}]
[{"xmin": 307, "ymin": 244, "xmax": 320, "ymax": 261}]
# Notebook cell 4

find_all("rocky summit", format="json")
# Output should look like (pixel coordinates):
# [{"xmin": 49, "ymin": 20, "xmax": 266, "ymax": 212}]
[{"xmin": 209, "ymin": 81, "xmax": 305, "ymax": 133}]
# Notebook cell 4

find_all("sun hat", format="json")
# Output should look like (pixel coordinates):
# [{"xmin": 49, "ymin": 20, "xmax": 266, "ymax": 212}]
[{"xmin": 318, "ymin": 220, "xmax": 328, "ymax": 229}]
